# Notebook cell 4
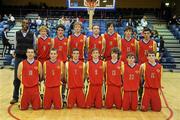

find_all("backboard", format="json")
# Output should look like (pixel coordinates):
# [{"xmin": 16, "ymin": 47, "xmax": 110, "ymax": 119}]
[{"xmin": 67, "ymin": 0, "xmax": 116, "ymax": 10}]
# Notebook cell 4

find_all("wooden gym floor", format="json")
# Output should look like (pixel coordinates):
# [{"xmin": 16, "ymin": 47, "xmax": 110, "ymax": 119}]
[{"xmin": 0, "ymin": 69, "xmax": 179, "ymax": 120}]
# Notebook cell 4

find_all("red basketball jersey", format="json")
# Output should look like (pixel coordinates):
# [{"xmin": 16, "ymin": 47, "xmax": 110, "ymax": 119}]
[
  {"xmin": 138, "ymin": 40, "xmax": 156, "ymax": 64},
  {"xmin": 66, "ymin": 61, "xmax": 85, "ymax": 89},
  {"xmin": 123, "ymin": 63, "xmax": 140, "ymax": 91},
  {"xmin": 87, "ymin": 60, "xmax": 104, "ymax": 85},
  {"xmin": 87, "ymin": 35, "xmax": 104, "ymax": 60},
  {"xmin": 44, "ymin": 60, "xmax": 62, "ymax": 87},
  {"xmin": 106, "ymin": 60, "xmax": 124, "ymax": 87},
  {"xmin": 68, "ymin": 34, "xmax": 85, "ymax": 60},
  {"xmin": 22, "ymin": 60, "xmax": 40, "ymax": 87},
  {"xmin": 37, "ymin": 37, "xmax": 52, "ymax": 61},
  {"xmin": 121, "ymin": 38, "xmax": 137, "ymax": 63},
  {"xmin": 104, "ymin": 33, "xmax": 119, "ymax": 59},
  {"xmin": 142, "ymin": 62, "xmax": 162, "ymax": 88},
  {"xmin": 53, "ymin": 37, "xmax": 68, "ymax": 62}
]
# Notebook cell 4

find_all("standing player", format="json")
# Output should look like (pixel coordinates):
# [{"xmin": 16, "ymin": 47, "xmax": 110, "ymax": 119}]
[
  {"xmin": 36, "ymin": 25, "xmax": 52, "ymax": 64},
  {"xmin": 105, "ymin": 47, "xmax": 123, "ymax": 109},
  {"xmin": 43, "ymin": 48, "xmax": 64, "ymax": 109},
  {"xmin": 17, "ymin": 48, "xmax": 42, "ymax": 110},
  {"xmin": 85, "ymin": 48, "xmax": 105, "ymax": 108},
  {"xmin": 65, "ymin": 48, "xmax": 85, "ymax": 108},
  {"xmin": 53, "ymin": 24, "xmax": 68, "ymax": 62},
  {"xmin": 140, "ymin": 50, "xmax": 162, "ymax": 112},
  {"xmin": 87, "ymin": 25, "xmax": 105, "ymax": 60},
  {"xmin": 121, "ymin": 26, "xmax": 138, "ymax": 63},
  {"xmin": 68, "ymin": 22, "xmax": 86, "ymax": 61},
  {"xmin": 138, "ymin": 27, "xmax": 157, "ymax": 64},
  {"xmin": 104, "ymin": 23, "xmax": 121, "ymax": 60},
  {"xmin": 122, "ymin": 53, "xmax": 140, "ymax": 111}
]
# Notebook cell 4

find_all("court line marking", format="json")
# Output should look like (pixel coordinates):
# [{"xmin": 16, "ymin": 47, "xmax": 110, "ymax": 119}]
[
  {"xmin": 8, "ymin": 104, "xmax": 21, "ymax": 120},
  {"xmin": 160, "ymin": 88, "xmax": 174, "ymax": 120}
]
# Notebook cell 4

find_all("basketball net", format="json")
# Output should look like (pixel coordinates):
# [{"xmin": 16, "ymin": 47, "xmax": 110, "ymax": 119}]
[{"xmin": 85, "ymin": 1, "xmax": 98, "ymax": 31}]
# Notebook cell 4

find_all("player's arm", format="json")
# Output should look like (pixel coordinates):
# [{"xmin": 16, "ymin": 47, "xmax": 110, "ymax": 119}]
[
  {"xmin": 84, "ymin": 35, "xmax": 88, "ymax": 58},
  {"xmin": 35, "ymin": 38, "xmax": 38, "ymax": 54},
  {"xmin": 17, "ymin": 62, "xmax": 23, "ymax": 81},
  {"xmin": 86, "ymin": 37, "xmax": 90, "ymax": 53},
  {"xmin": 153, "ymin": 41, "xmax": 159, "ymax": 60},
  {"xmin": 136, "ymin": 41, "xmax": 140, "ymax": 61},
  {"xmin": 67, "ymin": 36, "xmax": 71, "ymax": 59},
  {"xmin": 43, "ymin": 62, "xmax": 46, "ymax": 81},
  {"xmin": 140, "ymin": 63, "xmax": 145, "ymax": 86},
  {"xmin": 83, "ymin": 62, "xmax": 87, "ymax": 82},
  {"xmin": 86, "ymin": 62, "xmax": 89, "ymax": 82},
  {"xmin": 102, "ymin": 61, "xmax": 106, "ymax": 82},
  {"xmin": 60, "ymin": 61, "xmax": 65, "ymax": 82},
  {"xmin": 38, "ymin": 61, "xmax": 43, "ymax": 81},
  {"xmin": 51, "ymin": 38, "xmax": 54, "ymax": 48},
  {"xmin": 101, "ymin": 34, "xmax": 106, "ymax": 57},
  {"xmin": 117, "ymin": 33, "xmax": 121, "ymax": 50},
  {"xmin": 65, "ymin": 62, "xmax": 68, "ymax": 83},
  {"xmin": 121, "ymin": 61, "xmax": 125, "ymax": 82}
]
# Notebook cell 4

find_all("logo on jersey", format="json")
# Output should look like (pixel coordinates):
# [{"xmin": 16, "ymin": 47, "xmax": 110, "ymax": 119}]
[
  {"xmin": 135, "ymin": 70, "xmax": 139, "ymax": 74},
  {"xmin": 48, "ymin": 42, "xmax": 51, "ymax": 45},
  {"xmin": 34, "ymin": 66, "xmax": 38, "ymax": 70},
  {"xmin": 80, "ymin": 39, "xmax": 84, "ymax": 42},
  {"xmin": 156, "ymin": 69, "xmax": 160, "ymax": 73},
  {"xmin": 98, "ymin": 41, "xmax": 102, "ymax": 44},
  {"xmin": 131, "ymin": 43, "xmax": 135, "ymax": 46},
  {"xmin": 149, "ymin": 45, "xmax": 153, "ymax": 48},
  {"xmin": 64, "ymin": 42, "xmax": 67, "ymax": 45}
]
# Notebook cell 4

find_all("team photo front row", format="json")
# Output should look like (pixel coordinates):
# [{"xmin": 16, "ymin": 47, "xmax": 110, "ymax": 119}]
[{"xmin": 17, "ymin": 47, "xmax": 162, "ymax": 112}]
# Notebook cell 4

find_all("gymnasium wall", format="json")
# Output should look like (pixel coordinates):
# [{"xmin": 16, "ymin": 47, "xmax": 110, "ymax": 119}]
[{"xmin": 1, "ymin": 0, "xmax": 161, "ymax": 8}]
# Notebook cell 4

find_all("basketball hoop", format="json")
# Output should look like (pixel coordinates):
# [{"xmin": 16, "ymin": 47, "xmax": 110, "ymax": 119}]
[
  {"xmin": 84, "ymin": 0, "xmax": 99, "ymax": 31},
  {"xmin": 84, "ymin": 0, "xmax": 98, "ymax": 13}
]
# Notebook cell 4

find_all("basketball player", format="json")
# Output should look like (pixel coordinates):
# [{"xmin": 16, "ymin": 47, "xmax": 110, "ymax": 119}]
[
  {"xmin": 122, "ymin": 53, "xmax": 140, "ymax": 111},
  {"xmin": 65, "ymin": 48, "xmax": 85, "ymax": 108},
  {"xmin": 43, "ymin": 48, "xmax": 64, "ymax": 109},
  {"xmin": 105, "ymin": 47, "xmax": 123, "ymax": 109},
  {"xmin": 53, "ymin": 24, "xmax": 68, "ymax": 62},
  {"xmin": 140, "ymin": 50, "xmax": 162, "ymax": 112},
  {"xmin": 121, "ymin": 26, "xmax": 138, "ymax": 63},
  {"xmin": 36, "ymin": 25, "xmax": 52, "ymax": 64},
  {"xmin": 104, "ymin": 23, "xmax": 121, "ymax": 60},
  {"xmin": 87, "ymin": 25, "xmax": 105, "ymax": 60},
  {"xmin": 68, "ymin": 22, "xmax": 87, "ymax": 61},
  {"xmin": 85, "ymin": 48, "xmax": 105, "ymax": 108},
  {"xmin": 138, "ymin": 27, "xmax": 157, "ymax": 64},
  {"xmin": 17, "ymin": 48, "xmax": 42, "ymax": 110}
]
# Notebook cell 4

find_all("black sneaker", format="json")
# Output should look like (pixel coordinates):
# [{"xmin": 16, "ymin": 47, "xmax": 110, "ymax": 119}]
[{"xmin": 10, "ymin": 99, "xmax": 18, "ymax": 104}]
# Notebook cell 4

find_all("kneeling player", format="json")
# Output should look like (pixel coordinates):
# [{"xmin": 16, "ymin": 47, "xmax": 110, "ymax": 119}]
[
  {"xmin": 18, "ymin": 48, "xmax": 42, "ymax": 110},
  {"xmin": 66, "ymin": 48, "xmax": 85, "ymax": 108},
  {"xmin": 85, "ymin": 48, "xmax": 105, "ymax": 108},
  {"xmin": 140, "ymin": 50, "xmax": 162, "ymax": 112},
  {"xmin": 43, "ymin": 48, "xmax": 64, "ymax": 109},
  {"xmin": 105, "ymin": 47, "xmax": 123, "ymax": 109},
  {"xmin": 122, "ymin": 53, "xmax": 140, "ymax": 111}
]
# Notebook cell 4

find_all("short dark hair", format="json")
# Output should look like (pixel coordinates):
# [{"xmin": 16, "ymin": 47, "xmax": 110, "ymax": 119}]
[
  {"xmin": 147, "ymin": 50, "xmax": 156, "ymax": 56},
  {"xmin": 143, "ymin": 27, "xmax": 151, "ymax": 33},
  {"xmin": 50, "ymin": 48, "xmax": 58, "ymax": 53},
  {"xmin": 106, "ymin": 22, "xmax": 115, "ymax": 30},
  {"xmin": 126, "ymin": 52, "xmax": 136, "ymax": 58},
  {"xmin": 124, "ymin": 26, "xmax": 133, "ymax": 32},
  {"xmin": 111, "ymin": 47, "xmax": 121, "ymax": 59},
  {"xmin": 56, "ymin": 24, "xmax": 65, "ymax": 31},
  {"xmin": 91, "ymin": 48, "xmax": 99, "ymax": 53},
  {"xmin": 26, "ymin": 47, "xmax": 34, "ymax": 52}
]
